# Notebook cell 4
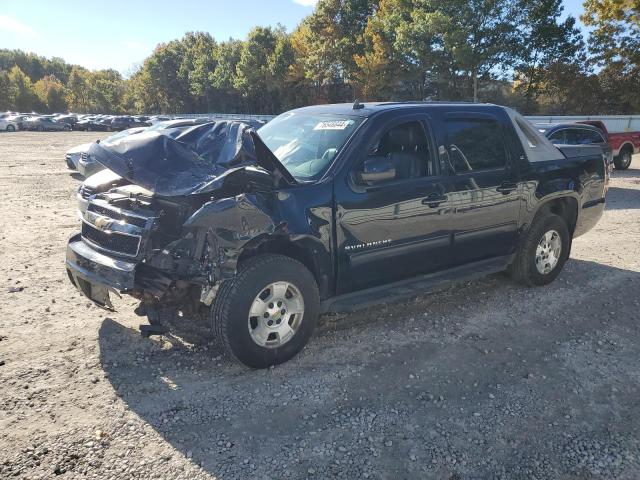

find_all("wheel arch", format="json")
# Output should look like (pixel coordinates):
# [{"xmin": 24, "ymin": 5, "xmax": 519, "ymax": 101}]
[
  {"xmin": 618, "ymin": 142, "xmax": 635, "ymax": 155},
  {"xmin": 237, "ymin": 236, "xmax": 329, "ymax": 298},
  {"xmin": 534, "ymin": 196, "xmax": 579, "ymax": 235}
]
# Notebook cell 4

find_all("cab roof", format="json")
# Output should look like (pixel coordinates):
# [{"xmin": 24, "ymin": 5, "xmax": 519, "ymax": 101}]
[{"xmin": 290, "ymin": 101, "xmax": 503, "ymax": 118}]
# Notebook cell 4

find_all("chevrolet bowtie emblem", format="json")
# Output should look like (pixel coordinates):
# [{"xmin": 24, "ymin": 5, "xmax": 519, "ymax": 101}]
[{"xmin": 93, "ymin": 216, "xmax": 112, "ymax": 230}]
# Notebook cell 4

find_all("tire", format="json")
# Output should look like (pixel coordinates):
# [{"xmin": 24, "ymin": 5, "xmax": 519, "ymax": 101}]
[
  {"xmin": 211, "ymin": 254, "xmax": 319, "ymax": 368},
  {"xmin": 6, "ymin": 125, "xmax": 15, "ymax": 132},
  {"xmin": 509, "ymin": 213, "xmax": 570, "ymax": 286},
  {"xmin": 614, "ymin": 147, "xmax": 633, "ymax": 170}
]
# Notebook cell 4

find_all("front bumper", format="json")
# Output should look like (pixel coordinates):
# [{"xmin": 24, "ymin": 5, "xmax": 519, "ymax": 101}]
[{"xmin": 66, "ymin": 234, "xmax": 137, "ymax": 309}]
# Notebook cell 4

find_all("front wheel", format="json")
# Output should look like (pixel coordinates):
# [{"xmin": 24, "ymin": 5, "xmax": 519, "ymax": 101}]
[
  {"xmin": 614, "ymin": 149, "xmax": 633, "ymax": 170},
  {"xmin": 6, "ymin": 124, "xmax": 15, "ymax": 132},
  {"xmin": 509, "ymin": 213, "xmax": 570, "ymax": 286},
  {"xmin": 211, "ymin": 254, "xmax": 319, "ymax": 368}
]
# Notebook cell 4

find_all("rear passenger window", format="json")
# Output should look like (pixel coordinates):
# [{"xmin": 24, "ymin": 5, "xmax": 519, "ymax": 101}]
[
  {"xmin": 549, "ymin": 130, "xmax": 567, "ymax": 144},
  {"xmin": 587, "ymin": 130, "xmax": 605, "ymax": 144},
  {"xmin": 446, "ymin": 119, "xmax": 507, "ymax": 172}
]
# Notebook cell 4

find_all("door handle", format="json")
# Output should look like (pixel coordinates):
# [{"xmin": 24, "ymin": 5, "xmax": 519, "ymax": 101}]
[
  {"xmin": 496, "ymin": 182, "xmax": 517, "ymax": 195},
  {"xmin": 421, "ymin": 193, "xmax": 448, "ymax": 207}
]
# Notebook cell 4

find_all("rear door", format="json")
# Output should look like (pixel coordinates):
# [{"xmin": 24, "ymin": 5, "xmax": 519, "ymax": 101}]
[{"xmin": 440, "ymin": 113, "xmax": 521, "ymax": 265}]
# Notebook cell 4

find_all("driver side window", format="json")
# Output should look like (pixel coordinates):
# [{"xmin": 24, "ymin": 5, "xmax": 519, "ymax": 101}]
[{"xmin": 355, "ymin": 121, "xmax": 431, "ymax": 185}]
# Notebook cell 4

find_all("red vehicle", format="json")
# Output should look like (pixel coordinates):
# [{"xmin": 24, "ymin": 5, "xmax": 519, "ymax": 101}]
[{"xmin": 579, "ymin": 120, "xmax": 639, "ymax": 170}]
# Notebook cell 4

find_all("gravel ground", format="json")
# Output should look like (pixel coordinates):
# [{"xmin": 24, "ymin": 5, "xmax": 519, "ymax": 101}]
[{"xmin": 1, "ymin": 131, "xmax": 640, "ymax": 480}]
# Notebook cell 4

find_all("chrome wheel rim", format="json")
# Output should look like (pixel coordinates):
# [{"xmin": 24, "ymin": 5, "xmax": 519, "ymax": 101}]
[
  {"xmin": 535, "ymin": 229, "xmax": 562, "ymax": 275},
  {"xmin": 622, "ymin": 152, "xmax": 632, "ymax": 167},
  {"xmin": 248, "ymin": 281, "xmax": 304, "ymax": 348}
]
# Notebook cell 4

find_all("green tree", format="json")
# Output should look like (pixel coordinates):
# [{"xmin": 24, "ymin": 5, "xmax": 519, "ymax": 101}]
[
  {"xmin": 66, "ymin": 66, "xmax": 90, "ymax": 112},
  {"xmin": 211, "ymin": 39, "xmax": 244, "ymax": 111},
  {"xmin": 235, "ymin": 26, "xmax": 294, "ymax": 113},
  {"xmin": 512, "ymin": 0, "xmax": 586, "ymax": 112},
  {"xmin": 7, "ymin": 65, "xmax": 39, "ymax": 111},
  {"xmin": 582, "ymin": 0, "xmax": 640, "ymax": 69},
  {"xmin": 0, "ymin": 70, "xmax": 11, "ymax": 111},
  {"xmin": 33, "ymin": 75, "xmax": 67, "ymax": 112}
]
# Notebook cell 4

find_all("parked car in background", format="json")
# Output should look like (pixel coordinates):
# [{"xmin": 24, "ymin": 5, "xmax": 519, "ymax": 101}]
[
  {"xmin": 109, "ymin": 116, "xmax": 150, "ymax": 131},
  {"xmin": 65, "ymin": 142, "xmax": 94, "ymax": 170},
  {"xmin": 536, "ymin": 123, "xmax": 613, "ymax": 167},
  {"xmin": 54, "ymin": 114, "xmax": 78, "ymax": 128},
  {"xmin": 23, "ymin": 116, "xmax": 72, "ymax": 131},
  {"xmin": 66, "ymin": 104, "xmax": 608, "ymax": 368},
  {"xmin": 148, "ymin": 115, "xmax": 171, "ymax": 123},
  {"xmin": 6, "ymin": 114, "xmax": 29, "ymax": 130},
  {"xmin": 75, "ymin": 117, "xmax": 111, "ymax": 131},
  {"xmin": 0, "ymin": 117, "xmax": 19, "ymax": 131},
  {"xmin": 576, "ymin": 120, "xmax": 640, "ymax": 170}
]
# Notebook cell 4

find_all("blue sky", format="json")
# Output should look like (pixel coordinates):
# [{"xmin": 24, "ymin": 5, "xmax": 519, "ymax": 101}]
[{"xmin": 0, "ymin": 0, "xmax": 588, "ymax": 75}]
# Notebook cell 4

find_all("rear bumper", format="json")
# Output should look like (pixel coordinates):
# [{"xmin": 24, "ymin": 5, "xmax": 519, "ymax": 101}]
[
  {"xmin": 65, "ymin": 234, "xmax": 137, "ymax": 308},
  {"xmin": 574, "ymin": 198, "xmax": 605, "ymax": 238},
  {"xmin": 65, "ymin": 154, "xmax": 79, "ymax": 170}
]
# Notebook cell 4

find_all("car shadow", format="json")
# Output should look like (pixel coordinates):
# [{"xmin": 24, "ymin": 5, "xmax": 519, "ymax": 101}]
[
  {"xmin": 69, "ymin": 172, "xmax": 85, "ymax": 181},
  {"xmin": 97, "ymin": 258, "xmax": 640, "ymax": 478},
  {"xmin": 605, "ymin": 186, "xmax": 640, "ymax": 210}
]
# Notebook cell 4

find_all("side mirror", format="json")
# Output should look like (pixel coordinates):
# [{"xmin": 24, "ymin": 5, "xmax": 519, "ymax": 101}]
[{"xmin": 357, "ymin": 155, "xmax": 396, "ymax": 185}]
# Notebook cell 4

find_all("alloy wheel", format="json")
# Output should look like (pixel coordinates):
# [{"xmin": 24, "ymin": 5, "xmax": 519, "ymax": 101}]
[
  {"xmin": 535, "ymin": 229, "xmax": 562, "ymax": 275},
  {"xmin": 248, "ymin": 281, "xmax": 304, "ymax": 348}
]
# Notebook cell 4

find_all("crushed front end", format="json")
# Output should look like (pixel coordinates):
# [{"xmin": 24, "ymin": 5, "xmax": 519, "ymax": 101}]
[
  {"xmin": 65, "ymin": 121, "xmax": 293, "ymax": 314},
  {"xmin": 66, "ymin": 184, "xmax": 200, "ymax": 310}
]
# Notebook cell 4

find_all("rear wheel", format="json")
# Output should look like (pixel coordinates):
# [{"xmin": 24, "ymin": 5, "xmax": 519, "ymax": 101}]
[
  {"xmin": 211, "ymin": 254, "xmax": 319, "ymax": 368},
  {"xmin": 614, "ymin": 147, "xmax": 633, "ymax": 170},
  {"xmin": 509, "ymin": 213, "xmax": 570, "ymax": 286}
]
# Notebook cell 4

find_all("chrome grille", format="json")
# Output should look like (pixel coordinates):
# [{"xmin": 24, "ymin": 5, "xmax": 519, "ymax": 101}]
[
  {"xmin": 82, "ymin": 222, "xmax": 140, "ymax": 256},
  {"xmin": 88, "ymin": 203, "xmax": 147, "ymax": 228},
  {"xmin": 81, "ymin": 196, "xmax": 157, "ymax": 258}
]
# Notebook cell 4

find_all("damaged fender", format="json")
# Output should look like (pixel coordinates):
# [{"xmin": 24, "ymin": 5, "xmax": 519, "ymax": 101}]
[{"xmin": 184, "ymin": 193, "xmax": 281, "ymax": 298}]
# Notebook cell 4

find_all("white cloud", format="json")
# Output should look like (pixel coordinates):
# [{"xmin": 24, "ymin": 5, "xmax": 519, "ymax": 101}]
[
  {"xmin": 293, "ymin": 0, "xmax": 318, "ymax": 6},
  {"xmin": 0, "ymin": 15, "xmax": 37, "ymax": 37}
]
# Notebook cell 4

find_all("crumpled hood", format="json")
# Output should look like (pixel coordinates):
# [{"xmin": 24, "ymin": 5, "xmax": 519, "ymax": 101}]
[{"xmin": 87, "ymin": 121, "xmax": 295, "ymax": 196}]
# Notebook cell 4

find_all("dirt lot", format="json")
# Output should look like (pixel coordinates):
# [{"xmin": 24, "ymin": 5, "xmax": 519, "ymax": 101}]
[{"xmin": 1, "ymin": 131, "xmax": 640, "ymax": 479}]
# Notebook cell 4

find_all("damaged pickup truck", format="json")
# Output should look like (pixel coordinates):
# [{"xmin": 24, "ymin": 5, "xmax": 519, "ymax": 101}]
[{"xmin": 66, "ymin": 102, "xmax": 608, "ymax": 368}]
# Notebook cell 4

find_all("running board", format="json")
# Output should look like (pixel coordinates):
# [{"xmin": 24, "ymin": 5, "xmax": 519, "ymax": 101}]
[{"xmin": 320, "ymin": 255, "xmax": 513, "ymax": 314}]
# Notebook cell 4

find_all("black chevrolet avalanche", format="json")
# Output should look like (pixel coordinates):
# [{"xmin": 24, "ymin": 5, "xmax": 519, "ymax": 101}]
[{"xmin": 66, "ymin": 102, "xmax": 608, "ymax": 368}]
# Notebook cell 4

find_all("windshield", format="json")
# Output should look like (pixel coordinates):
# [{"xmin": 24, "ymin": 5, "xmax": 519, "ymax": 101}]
[{"xmin": 257, "ymin": 112, "xmax": 364, "ymax": 180}]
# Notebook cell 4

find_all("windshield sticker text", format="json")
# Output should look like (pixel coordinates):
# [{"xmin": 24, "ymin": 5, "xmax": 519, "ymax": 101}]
[{"xmin": 314, "ymin": 120, "xmax": 354, "ymax": 131}]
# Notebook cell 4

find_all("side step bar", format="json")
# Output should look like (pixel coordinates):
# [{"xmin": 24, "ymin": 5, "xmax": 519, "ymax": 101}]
[{"xmin": 320, "ymin": 255, "xmax": 513, "ymax": 314}]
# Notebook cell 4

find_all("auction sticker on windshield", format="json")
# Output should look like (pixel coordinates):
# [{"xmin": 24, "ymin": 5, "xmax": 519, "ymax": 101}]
[{"xmin": 314, "ymin": 120, "xmax": 354, "ymax": 130}]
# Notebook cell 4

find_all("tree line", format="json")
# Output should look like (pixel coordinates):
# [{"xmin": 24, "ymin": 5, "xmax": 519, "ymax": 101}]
[{"xmin": 1, "ymin": 0, "xmax": 638, "ymax": 116}]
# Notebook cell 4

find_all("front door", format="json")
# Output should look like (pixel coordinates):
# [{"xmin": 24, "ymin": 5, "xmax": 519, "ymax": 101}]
[{"xmin": 335, "ymin": 116, "xmax": 452, "ymax": 293}]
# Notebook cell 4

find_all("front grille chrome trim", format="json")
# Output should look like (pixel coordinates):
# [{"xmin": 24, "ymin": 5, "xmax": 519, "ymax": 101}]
[
  {"xmin": 81, "ymin": 221, "xmax": 141, "ymax": 258},
  {"xmin": 81, "ymin": 195, "xmax": 158, "ymax": 259}
]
